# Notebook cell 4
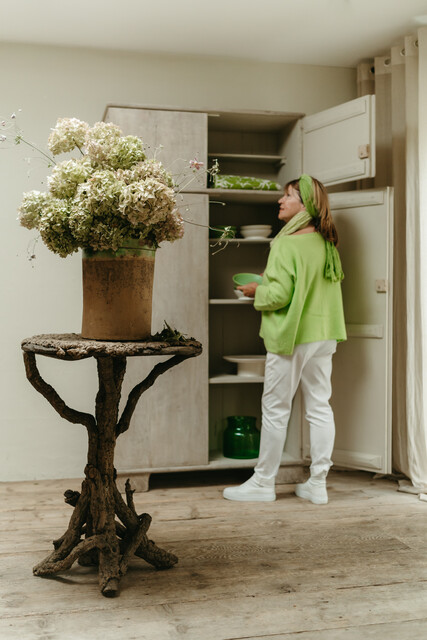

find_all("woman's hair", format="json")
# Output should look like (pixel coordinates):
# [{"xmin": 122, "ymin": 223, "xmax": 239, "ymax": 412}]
[{"xmin": 285, "ymin": 176, "xmax": 339, "ymax": 246}]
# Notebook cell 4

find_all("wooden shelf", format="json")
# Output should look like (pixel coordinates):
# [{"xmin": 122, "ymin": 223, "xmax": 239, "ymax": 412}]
[
  {"xmin": 208, "ymin": 451, "xmax": 299, "ymax": 468},
  {"xmin": 208, "ymin": 152, "xmax": 286, "ymax": 165},
  {"xmin": 209, "ymin": 237, "xmax": 272, "ymax": 244},
  {"xmin": 208, "ymin": 452, "xmax": 258, "ymax": 467},
  {"xmin": 209, "ymin": 299, "xmax": 254, "ymax": 305},
  {"xmin": 188, "ymin": 188, "xmax": 282, "ymax": 204},
  {"xmin": 209, "ymin": 374, "xmax": 264, "ymax": 384}
]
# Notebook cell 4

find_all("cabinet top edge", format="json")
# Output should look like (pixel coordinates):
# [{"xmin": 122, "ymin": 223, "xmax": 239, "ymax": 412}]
[{"xmin": 103, "ymin": 103, "xmax": 305, "ymax": 122}]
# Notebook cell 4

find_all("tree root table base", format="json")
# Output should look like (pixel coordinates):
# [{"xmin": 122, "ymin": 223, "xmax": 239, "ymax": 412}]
[{"xmin": 21, "ymin": 333, "xmax": 202, "ymax": 597}]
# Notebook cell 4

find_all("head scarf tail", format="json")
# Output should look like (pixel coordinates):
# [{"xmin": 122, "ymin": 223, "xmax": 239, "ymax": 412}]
[{"xmin": 324, "ymin": 239, "xmax": 344, "ymax": 283}]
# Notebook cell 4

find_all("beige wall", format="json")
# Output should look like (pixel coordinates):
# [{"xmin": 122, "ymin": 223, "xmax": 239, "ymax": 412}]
[{"xmin": 0, "ymin": 42, "xmax": 356, "ymax": 481}]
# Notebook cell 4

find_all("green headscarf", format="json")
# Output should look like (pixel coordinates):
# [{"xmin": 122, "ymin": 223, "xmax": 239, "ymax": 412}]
[{"xmin": 273, "ymin": 174, "xmax": 344, "ymax": 283}]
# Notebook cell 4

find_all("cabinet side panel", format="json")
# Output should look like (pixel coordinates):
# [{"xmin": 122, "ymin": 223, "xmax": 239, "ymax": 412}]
[
  {"xmin": 106, "ymin": 107, "xmax": 209, "ymax": 469},
  {"xmin": 105, "ymin": 107, "xmax": 208, "ymax": 188},
  {"xmin": 116, "ymin": 193, "xmax": 209, "ymax": 470}
]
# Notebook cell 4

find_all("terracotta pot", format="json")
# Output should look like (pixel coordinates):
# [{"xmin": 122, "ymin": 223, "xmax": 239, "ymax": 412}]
[{"xmin": 81, "ymin": 241, "xmax": 156, "ymax": 341}]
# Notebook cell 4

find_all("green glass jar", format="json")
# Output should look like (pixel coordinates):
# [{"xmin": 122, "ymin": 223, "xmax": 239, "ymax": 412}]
[{"xmin": 223, "ymin": 416, "xmax": 260, "ymax": 459}]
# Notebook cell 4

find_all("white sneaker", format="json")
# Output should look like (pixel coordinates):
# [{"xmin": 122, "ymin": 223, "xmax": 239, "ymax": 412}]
[
  {"xmin": 295, "ymin": 478, "xmax": 328, "ymax": 504},
  {"xmin": 223, "ymin": 475, "xmax": 276, "ymax": 502}
]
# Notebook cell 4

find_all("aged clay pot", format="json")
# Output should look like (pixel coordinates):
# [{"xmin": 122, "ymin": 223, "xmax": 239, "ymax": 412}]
[{"xmin": 81, "ymin": 241, "xmax": 156, "ymax": 341}]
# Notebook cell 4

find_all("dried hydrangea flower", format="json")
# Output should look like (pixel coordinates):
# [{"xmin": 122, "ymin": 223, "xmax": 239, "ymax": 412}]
[
  {"xmin": 17, "ymin": 115, "xmax": 192, "ymax": 255},
  {"xmin": 128, "ymin": 159, "xmax": 174, "ymax": 187},
  {"xmin": 153, "ymin": 210, "xmax": 185, "ymax": 245},
  {"xmin": 75, "ymin": 169, "xmax": 122, "ymax": 215},
  {"xmin": 107, "ymin": 135, "xmax": 146, "ymax": 170},
  {"xmin": 47, "ymin": 117, "xmax": 89, "ymax": 155},
  {"xmin": 118, "ymin": 178, "xmax": 176, "ymax": 227},
  {"xmin": 85, "ymin": 121, "xmax": 122, "ymax": 166},
  {"xmin": 69, "ymin": 170, "xmax": 126, "ymax": 250},
  {"xmin": 47, "ymin": 157, "xmax": 93, "ymax": 199},
  {"xmin": 37, "ymin": 196, "xmax": 80, "ymax": 257},
  {"xmin": 18, "ymin": 191, "xmax": 50, "ymax": 229}
]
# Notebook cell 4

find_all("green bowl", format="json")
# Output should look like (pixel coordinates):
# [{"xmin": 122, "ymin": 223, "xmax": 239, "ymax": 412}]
[{"xmin": 232, "ymin": 272, "xmax": 263, "ymax": 287}]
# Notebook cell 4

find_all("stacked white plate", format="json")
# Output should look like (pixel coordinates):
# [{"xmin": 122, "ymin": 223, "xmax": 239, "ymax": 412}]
[
  {"xmin": 240, "ymin": 225, "xmax": 272, "ymax": 239},
  {"xmin": 223, "ymin": 355, "xmax": 266, "ymax": 377}
]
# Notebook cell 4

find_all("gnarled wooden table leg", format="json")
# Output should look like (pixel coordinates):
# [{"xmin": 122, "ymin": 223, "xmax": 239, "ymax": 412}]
[{"xmin": 22, "ymin": 337, "xmax": 201, "ymax": 597}]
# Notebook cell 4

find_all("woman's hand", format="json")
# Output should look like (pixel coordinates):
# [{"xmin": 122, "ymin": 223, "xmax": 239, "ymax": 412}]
[{"xmin": 237, "ymin": 282, "xmax": 259, "ymax": 298}]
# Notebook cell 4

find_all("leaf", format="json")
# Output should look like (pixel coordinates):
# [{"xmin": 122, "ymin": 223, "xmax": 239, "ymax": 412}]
[{"xmin": 150, "ymin": 321, "xmax": 194, "ymax": 345}]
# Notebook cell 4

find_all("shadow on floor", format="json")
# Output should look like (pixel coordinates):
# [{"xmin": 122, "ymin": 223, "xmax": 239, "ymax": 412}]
[{"xmin": 149, "ymin": 467, "xmax": 256, "ymax": 490}]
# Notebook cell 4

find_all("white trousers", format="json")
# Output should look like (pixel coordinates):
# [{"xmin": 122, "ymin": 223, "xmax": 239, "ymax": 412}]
[{"xmin": 254, "ymin": 340, "xmax": 337, "ymax": 486}]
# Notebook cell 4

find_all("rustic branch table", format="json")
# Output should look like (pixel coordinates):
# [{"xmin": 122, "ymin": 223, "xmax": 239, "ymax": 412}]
[{"xmin": 21, "ymin": 333, "xmax": 202, "ymax": 597}]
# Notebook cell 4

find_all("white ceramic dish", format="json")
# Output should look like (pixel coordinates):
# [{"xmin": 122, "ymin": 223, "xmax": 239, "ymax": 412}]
[
  {"xmin": 241, "ymin": 225, "xmax": 272, "ymax": 231},
  {"xmin": 241, "ymin": 229, "xmax": 271, "ymax": 238},
  {"xmin": 223, "ymin": 355, "xmax": 266, "ymax": 377}
]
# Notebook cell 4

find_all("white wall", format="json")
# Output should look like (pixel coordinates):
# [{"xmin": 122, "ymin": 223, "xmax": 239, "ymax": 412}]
[{"xmin": 0, "ymin": 42, "xmax": 356, "ymax": 481}]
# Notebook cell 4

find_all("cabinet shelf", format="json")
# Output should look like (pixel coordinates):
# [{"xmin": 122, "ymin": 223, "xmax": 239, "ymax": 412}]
[
  {"xmin": 189, "ymin": 188, "xmax": 282, "ymax": 204},
  {"xmin": 208, "ymin": 450, "xmax": 299, "ymax": 468},
  {"xmin": 209, "ymin": 299, "xmax": 254, "ymax": 305},
  {"xmin": 208, "ymin": 152, "xmax": 286, "ymax": 165},
  {"xmin": 209, "ymin": 374, "xmax": 264, "ymax": 384},
  {"xmin": 209, "ymin": 238, "xmax": 272, "ymax": 244}
]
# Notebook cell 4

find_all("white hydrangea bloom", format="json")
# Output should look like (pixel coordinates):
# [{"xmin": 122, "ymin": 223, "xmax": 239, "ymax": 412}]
[
  {"xmin": 47, "ymin": 157, "xmax": 93, "ymax": 199},
  {"xmin": 153, "ymin": 210, "xmax": 185, "ymax": 245},
  {"xmin": 107, "ymin": 135, "xmax": 146, "ymax": 170},
  {"xmin": 37, "ymin": 197, "xmax": 79, "ymax": 257},
  {"xmin": 75, "ymin": 169, "xmax": 122, "ymax": 214},
  {"xmin": 18, "ymin": 191, "xmax": 50, "ymax": 229},
  {"xmin": 47, "ymin": 118, "xmax": 89, "ymax": 155},
  {"xmin": 69, "ymin": 170, "xmax": 128, "ymax": 251},
  {"xmin": 118, "ymin": 178, "xmax": 176, "ymax": 227},
  {"xmin": 85, "ymin": 122, "xmax": 122, "ymax": 166},
  {"xmin": 128, "ymin": 159, "xmax": 174, "ymax": 187},
  {"xmin": 19, "ymin": 116, "xmax": 185, "ymax": 255}
]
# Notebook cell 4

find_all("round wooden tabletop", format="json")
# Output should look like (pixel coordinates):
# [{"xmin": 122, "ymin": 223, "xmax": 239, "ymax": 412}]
[{"xmin": 21, "ymin": 333, "xmax": 203, "ymax": 361}]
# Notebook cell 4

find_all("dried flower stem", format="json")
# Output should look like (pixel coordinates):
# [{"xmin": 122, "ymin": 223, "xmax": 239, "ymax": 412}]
[{"xmin": 15, "ymin": 136, "xmax": 56, "ymax": 166}]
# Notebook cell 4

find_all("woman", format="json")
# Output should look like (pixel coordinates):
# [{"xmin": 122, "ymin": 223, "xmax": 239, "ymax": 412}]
[{"xmin": 223, "ymin": 174, "xmax": 346, "ymax": 504}]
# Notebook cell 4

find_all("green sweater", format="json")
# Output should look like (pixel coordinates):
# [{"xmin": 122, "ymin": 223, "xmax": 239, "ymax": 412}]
[{"xmin": 254, "ymin": 233, "xmax": 346, "ymax": 355}]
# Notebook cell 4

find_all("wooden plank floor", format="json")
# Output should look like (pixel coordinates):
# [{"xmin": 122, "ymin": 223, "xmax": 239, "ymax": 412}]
[{"xmin": 1, "ymin": 469, "xmax": 427, "ymax": 640}]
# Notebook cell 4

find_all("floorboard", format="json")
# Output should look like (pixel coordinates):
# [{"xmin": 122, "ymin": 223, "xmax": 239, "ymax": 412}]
[{"xmin": 1, "ymin": 470, "xmax": 426, "ymax": 639}]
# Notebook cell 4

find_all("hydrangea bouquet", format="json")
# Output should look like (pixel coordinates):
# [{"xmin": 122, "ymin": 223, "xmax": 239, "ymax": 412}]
[{"xmin": 17, "ymin": 118, "xmax": 184, "ymax": 257}]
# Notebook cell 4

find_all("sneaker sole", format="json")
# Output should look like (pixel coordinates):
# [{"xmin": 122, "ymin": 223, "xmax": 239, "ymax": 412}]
[
  {"xmin": 223, "ymin": 490, "xmax": 276, "ymax": 502},
  {"xmin": 295, "ymin": 486, "xmax": 328, "ymax": 505}
]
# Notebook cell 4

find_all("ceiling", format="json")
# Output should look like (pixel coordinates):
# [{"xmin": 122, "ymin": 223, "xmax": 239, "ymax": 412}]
[{"xmin": 2, "ymin": 0, "xmax": 427, "ymax": 67}]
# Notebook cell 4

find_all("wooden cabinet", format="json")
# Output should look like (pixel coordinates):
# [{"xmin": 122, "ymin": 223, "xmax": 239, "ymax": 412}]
[{"xmin": 104, "ymin": 99, "xmax": 390, "ymax": 490}]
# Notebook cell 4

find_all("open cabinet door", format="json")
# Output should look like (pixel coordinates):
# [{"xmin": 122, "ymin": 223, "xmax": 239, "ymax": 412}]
[
  {"xmin": 301, "ymin": 95, "xmax": 375, "ymax": 186},
  {"xmin": 330, "ymin": 189, "xmax": 393, "ymax": 473},
  {"xmin": 302, "ymin": 189, "xmax": 393, "ymax": 473}
]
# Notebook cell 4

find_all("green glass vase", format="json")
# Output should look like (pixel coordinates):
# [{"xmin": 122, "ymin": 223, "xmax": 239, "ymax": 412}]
[{"xmin": 223, "ymin": 416, "xmax": 260, "ymax": 459}]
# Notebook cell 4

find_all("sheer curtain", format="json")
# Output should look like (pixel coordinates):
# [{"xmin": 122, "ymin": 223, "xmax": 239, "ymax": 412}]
[
  {"xmin": 410, "ymin": 28, "xmax": 427, "ymax": 490},
  {"xmin": 357, "ymin": 29, "xmax": 427, "ymax": 490}
]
